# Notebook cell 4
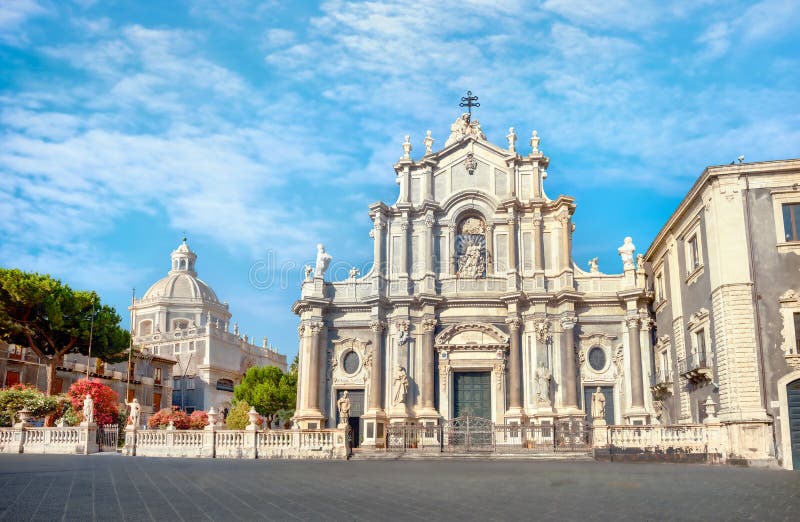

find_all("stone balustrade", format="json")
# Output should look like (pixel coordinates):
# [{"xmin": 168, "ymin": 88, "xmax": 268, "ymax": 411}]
[
  {"xmin": 594, "ymin": 422, "xmax": 727, "ymax": 462},
  {"xmin": 125, "ymin": 427, "xmax": 348, "ymax": 460},
  {"xmin": 0, "ymin": 425, "xmax": 98, "ymax": 455}
]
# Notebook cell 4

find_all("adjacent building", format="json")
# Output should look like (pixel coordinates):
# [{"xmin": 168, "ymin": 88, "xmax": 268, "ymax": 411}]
[
  {"xmin": 292, "ymin": 114, "xmax": 656, "ymax": 447},
  {"xmin": 0, "ymin": 340, "xmax": 175, "ymax": 424},
  {"xmin": 130, "ymin": 239, "xmax": 287, "ymax": 414},
  {"xmin": 644, "ymin": 158, "xmax": 800, "ymax": 469}
]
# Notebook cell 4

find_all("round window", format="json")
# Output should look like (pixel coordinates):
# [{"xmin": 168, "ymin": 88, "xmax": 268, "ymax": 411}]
[
  {"xmin": 588, "ymin": 347, "xmax": 606, "ymax": 371},
  {"xmin": 342, "ymin": 351, "xmax": 360, "ymax": 374}
]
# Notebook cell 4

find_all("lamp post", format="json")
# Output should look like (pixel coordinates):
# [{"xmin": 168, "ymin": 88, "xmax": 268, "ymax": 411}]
[{"xmin": 86, "ymin": 296, "xmax": 97, "ymax": 380}]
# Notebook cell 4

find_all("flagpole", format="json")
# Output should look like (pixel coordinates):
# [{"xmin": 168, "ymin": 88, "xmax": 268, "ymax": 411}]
[
  {"xmin": 86, "ymin": 295, "xmax": 96, "ymax": 380},
  {"xmin": 125, "ymin": 288, "xmax": 135, "ymax": 403}
]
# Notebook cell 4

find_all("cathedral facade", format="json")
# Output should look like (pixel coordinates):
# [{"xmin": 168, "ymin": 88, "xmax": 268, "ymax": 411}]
[{"xmin": 293, "ymin": 115, "xmax": 655, "ymax": 447}]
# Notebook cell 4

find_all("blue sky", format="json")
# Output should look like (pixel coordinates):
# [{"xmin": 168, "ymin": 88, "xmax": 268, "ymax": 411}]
[{"xmin": 1, "ymin": 0, "xmax": 799, "ymax": 361}]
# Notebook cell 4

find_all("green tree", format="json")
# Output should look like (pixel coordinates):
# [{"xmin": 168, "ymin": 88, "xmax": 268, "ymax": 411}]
[
  {"xmin": 225, "ymin": 400, "xmax": 253, "ymax": 430},
  {"xmin": 0, "ymin": 268, "xmax": 130, "ymax": 396},
  {"xmin": 233, "ymin": 365, "xmax": 297, "ymax": 427}
]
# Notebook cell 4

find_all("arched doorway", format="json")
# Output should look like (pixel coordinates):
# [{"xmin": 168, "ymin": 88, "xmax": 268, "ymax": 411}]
[{"xmin": 788, "ymin": 378, "xmax": 800, "ymax": 470}]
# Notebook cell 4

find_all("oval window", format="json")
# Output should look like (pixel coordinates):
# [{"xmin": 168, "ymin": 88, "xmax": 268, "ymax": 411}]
[
  {"xmin": 343, "ymin": 351, "xmax": 360, "ymax": 374},
  {"xmin": 588, "ymin": 347, "xmax": 606, "ymax": 371}
]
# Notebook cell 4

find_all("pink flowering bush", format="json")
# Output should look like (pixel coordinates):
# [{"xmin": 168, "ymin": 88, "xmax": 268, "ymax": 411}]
[
  {"xmin": 147, "ymin": 407, "xmax": 190, "ymax": 429},
  {"xmin": 189, "ymin": 410, "xmax": 209, "ymax": 429},
  {"xmin": 67, "ymin": 379, "xmax": 119, "ymax": 426}
]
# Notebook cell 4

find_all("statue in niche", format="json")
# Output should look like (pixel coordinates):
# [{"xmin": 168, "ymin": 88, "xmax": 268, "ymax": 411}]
[
  {"xmin": 456, "ymin": 217, "xmax": 486, "ymax": 278},
  {"xmin": 337, "ymin": 391, "xmax": 351, "ymax": 426},
  {"xmin": 314, "ymin": 243, "xmax": 332, "ymax": 278},
  {"xmin": 536, "ymin": 364, "xmax": 552, "ymax": 404},
  {"xmin": 591, "ymin": 387, "xmax": 606, "ymax": 421},
  {"xmin": 392, "ymin": 367, "xmax": 409, "ymax": 406},
  {"xmin": 618, "ymin": 237, "xmax": 636, "ymax": 270}
]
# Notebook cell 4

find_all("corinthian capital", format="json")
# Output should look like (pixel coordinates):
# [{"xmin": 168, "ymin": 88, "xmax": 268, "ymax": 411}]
[
  {"xmin": 308, "ymin": 321, "xmax": 324, "ymax": 335},
  {"xmin": 560, "ymin": 316, "xmax": 577, "ymax": 330},
  {"xmin": 505, "ymin": 317, "xmax": 521, "ymax": 331},
  {"xmin": 369, "ymin": 320, "xmax": 386, "ymax": 333},
  {"xmin": 422, "ymin": 318, "xmax": 438, "ymax": 332},
  {"xmin": 626, "ymin": 316, "xmax": 641, "ymax": 329}
]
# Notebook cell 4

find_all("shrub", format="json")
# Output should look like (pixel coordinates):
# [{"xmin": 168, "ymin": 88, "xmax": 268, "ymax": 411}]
[
  {"xmin": 0, "ymin": 384, "xmax": 63, "ymax": 427},
  {"xmin": 225, "ymin": 400, "xmax": 263, "ymax": 430},
  {"xmin": 66, "ymin": 379, "xmax": 119, "ymax": 426},
  {"xmin": 189, "ymin": 410, "xmax": 209, "ymax": 429},
  {"xmin": 147, "ymin": 407, "xmax": 190, "ymax": 429}
]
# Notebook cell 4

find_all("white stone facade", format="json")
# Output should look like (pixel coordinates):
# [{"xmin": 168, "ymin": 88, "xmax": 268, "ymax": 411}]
[
  {"xmin": 130, "ymin": 240, "xmax": 287, "ymax": 414},
  {"xmin": 293, "ymin": 115, "xmax": 654, "ymax": 446},
  {"xmin": 645, "ymin": 159, "xmax": 800, "ymax": 468}
]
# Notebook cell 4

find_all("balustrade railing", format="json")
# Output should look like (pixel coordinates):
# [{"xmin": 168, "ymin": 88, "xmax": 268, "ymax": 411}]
[{"xmin": 608, "ymin": 424, "xmax": 708, "ymax": 450}]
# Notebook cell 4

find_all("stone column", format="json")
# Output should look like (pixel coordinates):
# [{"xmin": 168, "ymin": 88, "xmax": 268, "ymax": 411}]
[
  {"xmin": 308, "ymin": 321, "xmax": 324, "ymax": 413},
  {"xmin": 533, "ymin": 212, "xmax": 544, "ymax": 271},
  {"xmin": 421, "ymin": 319, "xmax": 438, "ymax": 410},
  {"xmin": 627, "ymin": 316, "xmax": 645, "ymax": 410},
  {"xmin": 486, "ymin": 223, "xmax": 494, "ymax": 275},
  {"xmin": 368, "ymin": 320, "xmax": 386, "ymax": 411},
  {"xmin": 400, "ymin": 220, "xmax": 409, "ymax": 278},
  {"xmin": 507, "ymin": 212, "xmax": 517, "ymax": 273},
  {"xmin": 560, "ymin": 316, "xmax": 578, "ymax": 410},
  {"xmin": 449, "ymin": 224, "xmax": 457, "ymax": 275},
  {"xmin": 372, "ymin": 218, "xmax": 385, "ymax": 277},
  {"xmin": 558, "ymin": 211, "xmax": 571, "ymax": 271},
  {"xmin": 296, "ymin": 323, "xmax": 306, "ymax": 412},
  {"xmin": 424, "ymin": 215, "xmax": 434, "ymax": 275},
  {"xmin": 506, "ymin": 317, "xmax": 523, "ymax": 410}
]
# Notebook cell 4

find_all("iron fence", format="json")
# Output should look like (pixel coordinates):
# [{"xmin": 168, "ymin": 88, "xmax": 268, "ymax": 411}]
[
  {"xmin": 97, "ymin": 423, "xmax": 120, "ymax": 451},
  {"xmin": 386, "ymin": 416, "xmax": 591, "ymax": 455}
]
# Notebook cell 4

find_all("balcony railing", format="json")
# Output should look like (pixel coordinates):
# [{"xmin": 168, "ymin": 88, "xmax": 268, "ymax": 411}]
[{"xmin": 678, "ymin": 351, "xmax": 712, "ymax": 384}]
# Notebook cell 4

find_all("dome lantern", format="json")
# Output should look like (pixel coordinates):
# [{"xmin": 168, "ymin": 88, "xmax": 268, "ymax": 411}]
[{"xmin": 170, "ymin": 237, "xmax": 197, "ymax": 275}]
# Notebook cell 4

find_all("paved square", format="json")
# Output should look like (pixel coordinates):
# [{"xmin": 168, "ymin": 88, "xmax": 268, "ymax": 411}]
[{"xmin": 0, "ymin": 455, "xmax": 798, "ymax": 521}]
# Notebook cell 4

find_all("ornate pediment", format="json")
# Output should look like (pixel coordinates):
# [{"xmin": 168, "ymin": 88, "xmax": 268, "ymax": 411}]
[
  {"xmin": 434, "ymin": 322, "xmax": 509, "ymax": 350},
  {"xmin": 687, "ymin": 308, "xmax": 710, "ymax": 330},
  {"xmin": 779, "ymin": 289, "xmax": 800, "ymax": 305}
]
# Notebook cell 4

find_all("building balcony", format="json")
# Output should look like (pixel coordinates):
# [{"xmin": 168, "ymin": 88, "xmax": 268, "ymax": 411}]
[
  {"xmin": 649, "ymin": 369, "xmax": 673, "ymax": 400},
  {"xmin": 678, "ymin": 352, "xmax": 712, "ymax": 385}
]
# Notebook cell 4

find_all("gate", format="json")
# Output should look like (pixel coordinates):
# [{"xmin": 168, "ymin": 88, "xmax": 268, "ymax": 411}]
[
  {"xmin": 97, "ymin": 424, "xmax": 119, "ymax": 452},
  {"xmin": 443, "ymin": 415, "xmax": 494, "ymax": 452},
  {"xmin": 387, "ymin": 423, "xmax": 441, "ymax": 454}
]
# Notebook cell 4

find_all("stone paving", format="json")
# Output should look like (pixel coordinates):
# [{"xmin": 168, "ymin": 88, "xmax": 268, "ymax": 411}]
[{"xmin": 0, "ymin": 454, "xmax": 798, "ymax": 521}]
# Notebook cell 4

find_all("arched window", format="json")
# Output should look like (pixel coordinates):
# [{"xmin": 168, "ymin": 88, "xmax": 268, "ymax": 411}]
[
  {"xmin": 172, "ymin": 319, "xmax": 189, "ymax": 330},
  {"xmin": 456, "ymin": 216, "xmax": 487, "ymax": 278},
  {"xmin": 139, "ymin": 320, "xmax": 153, "ymax": 336},
  {"xmin": 216, "ymin": 378, "xmax": 234, "ymax": 392}
]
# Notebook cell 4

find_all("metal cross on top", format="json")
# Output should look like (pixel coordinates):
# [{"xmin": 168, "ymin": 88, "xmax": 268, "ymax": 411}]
[{"xmin": 459, "ymin": 90, "xmax": 480, "ymax": 115}]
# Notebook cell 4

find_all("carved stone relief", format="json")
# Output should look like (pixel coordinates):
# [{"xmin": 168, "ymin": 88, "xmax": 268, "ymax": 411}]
[{"xmin": 330, "ymin": 338, "xmax": 372, "ymax": 386}]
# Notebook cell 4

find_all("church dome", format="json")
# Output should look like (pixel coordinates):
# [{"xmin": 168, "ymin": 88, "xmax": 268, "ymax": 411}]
[{"xmin": 141, "ymin": 239, "xmax": 221, "ymax": 303}]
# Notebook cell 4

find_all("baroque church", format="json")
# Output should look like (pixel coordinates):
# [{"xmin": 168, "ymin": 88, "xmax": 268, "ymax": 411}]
[
  {"xmin": 130, "ymin": 239, "xmax": 287, "ymax": 415},
  {"xmin": 293, "ymin": 112, "xmax": 654, "ymax": 447}
]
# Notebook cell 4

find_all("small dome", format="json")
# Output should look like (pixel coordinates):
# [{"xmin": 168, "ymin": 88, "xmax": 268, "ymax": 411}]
[
  {"xmin": 141, "ymin": 238, "xmax": 220, "ymax": 303},
  {"xmin": 142, "ymin": 272, "xmax": 220, "ymax": 303}
]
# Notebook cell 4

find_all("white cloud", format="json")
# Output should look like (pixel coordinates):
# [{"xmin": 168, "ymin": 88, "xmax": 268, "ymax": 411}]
[
  {"xmin": 0, "ymin": 0, "xmax": 47, "ymax": 44},
  {"xmin": 262, "ymin": 28, "xmax": 295, "ymax": 48},
  {"xmin": 696, "ymin": 0, "xmax": 800, "ymax": 61}
]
